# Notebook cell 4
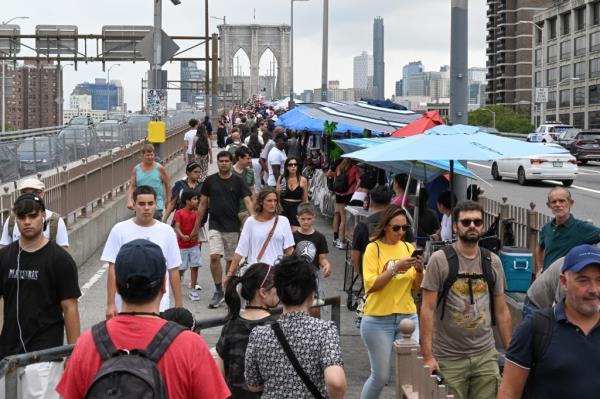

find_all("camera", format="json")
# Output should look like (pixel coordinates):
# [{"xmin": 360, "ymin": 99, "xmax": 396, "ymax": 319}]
[{"xmin": 432, "ymin": 370, "xmax": 445, "ymax": 385}]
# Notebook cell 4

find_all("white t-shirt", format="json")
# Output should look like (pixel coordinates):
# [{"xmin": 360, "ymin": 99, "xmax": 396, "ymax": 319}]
[
  {"xmin": 440, "ymin": 213, "xmax": 453, "ymax": 241},
  {"xmin": 101, "ymin": 218, "xmax": 182, "ymax": 311},
  {"xmin": 267, "ymin": 147, "xmax": 287, "ymax": 186},
  {"xmin": 184, "ymin": 129, "xmax": 196, "ymax": 155},
  {"xmin": 0, "ymin": 209, "xmax": 69, "ymax": 247},
  {"xmin": 235, "ymin": 215, "xmax": 295, "ymax": 265}
]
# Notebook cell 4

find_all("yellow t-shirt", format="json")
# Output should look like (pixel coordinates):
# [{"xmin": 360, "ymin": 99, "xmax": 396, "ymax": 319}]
[{"xmin": 362, "ymin": 239, "xmax": 417, "ymax": 316}]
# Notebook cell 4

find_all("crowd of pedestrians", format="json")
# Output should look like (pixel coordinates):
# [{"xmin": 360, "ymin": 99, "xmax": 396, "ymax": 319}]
[{"xmin": 0, "ymin": 101, "xmax": 599, "ymax": 399}]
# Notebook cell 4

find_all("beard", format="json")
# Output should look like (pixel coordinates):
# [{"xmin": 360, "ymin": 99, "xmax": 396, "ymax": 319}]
[{"xmin": 458, "ymin": 229, "xmax": 480, "ymax": 244}]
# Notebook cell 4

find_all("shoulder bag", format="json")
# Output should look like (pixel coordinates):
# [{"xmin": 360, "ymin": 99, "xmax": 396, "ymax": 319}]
[{"xmin": 271, "ymin": 322, "xmax": 325, "ymax": 399}]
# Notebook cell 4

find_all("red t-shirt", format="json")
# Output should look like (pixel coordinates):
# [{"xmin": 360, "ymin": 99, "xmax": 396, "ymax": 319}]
[
  {"xmin": 173, "ymin": 208, "xmax": 199, "ymax": 249},
  {"xmin": 56, "ymin": 315, "xmax": 230, "ymax": 399}
]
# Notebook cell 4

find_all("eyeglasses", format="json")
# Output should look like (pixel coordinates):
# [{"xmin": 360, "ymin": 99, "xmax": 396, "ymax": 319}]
[
  {"xmin": 458, "ymin": 218, "xmax": 484, "ymax": 227},
  {"xmin": 390, "ymin": 224, "xmax": 411, "ymax": 232},
  {"xmin": 287, "ymin": 163, "xmax": 298, "ymax": 167}
]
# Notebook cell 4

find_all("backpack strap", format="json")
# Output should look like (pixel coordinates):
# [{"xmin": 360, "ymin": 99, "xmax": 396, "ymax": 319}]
[
  {"xmin": 91, "ymin": 321, "xmax": 118, "ymax": 361},
  {"xmin": 271, "ymin": 322, "xmax": 325, "ymax": 399},
  {"xmin": 48, "ymin": 213, "xmax": 60, "ymax": 242},
  {"xmin": 144, "ymin": 321, "xmax": 186, "ymax": 363},
  {"xmin": 479, "ymin": 247, "xmax": 497, "ymax": 326},
  {"xmin": 437, "ymin": 246, "xmax": 460, "ymax": 321},
  {"xmin": 532, "ymin": 307, "xmax": 555, "ymax": 365}
]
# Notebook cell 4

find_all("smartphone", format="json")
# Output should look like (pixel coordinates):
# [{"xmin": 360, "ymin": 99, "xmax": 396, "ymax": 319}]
[{"xmin": 411, "ymin": 249, "xmax": 424, "ymax": 258}]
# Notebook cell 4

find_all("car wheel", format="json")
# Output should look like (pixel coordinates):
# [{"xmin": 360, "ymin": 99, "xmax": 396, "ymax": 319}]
[
  {"xmin": 517, "ymin": 167, "xmax": 528, "ymax": 185},
  {"xmin": 542, "ymin": 139, "xmax": 547, "ymax": 143},
  {"xmin": 491, "ymin": 163, "xmax": 502, "ymax": 181},
  {"xmin": 562, "ymin": 180, "xmax": 574, "ymax": 187}
]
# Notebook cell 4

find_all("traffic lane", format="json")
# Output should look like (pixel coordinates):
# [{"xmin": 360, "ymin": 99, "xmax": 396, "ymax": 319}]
[{"xmin": 468, "ymin": 161, "xmax": 600, "ymax": 224}]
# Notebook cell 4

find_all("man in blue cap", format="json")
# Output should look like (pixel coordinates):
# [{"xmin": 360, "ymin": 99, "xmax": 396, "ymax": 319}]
[
  {"xmin": 498, "ymin": 244, "xmax": 600, "ymax": 399},
  {"xmin": 57, "ymin": 239, "xmax": 230, "ymax": 399}
]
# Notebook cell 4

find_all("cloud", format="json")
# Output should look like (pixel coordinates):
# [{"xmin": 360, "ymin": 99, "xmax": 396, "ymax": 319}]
[{"xmin": 3, "ymin": 0, "xmax": 487, "ymax": 110}]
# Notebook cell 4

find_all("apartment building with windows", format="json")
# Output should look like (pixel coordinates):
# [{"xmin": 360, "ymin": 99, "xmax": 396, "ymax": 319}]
[{"xmin": 533, "ymin": 0, "xmax": 600, "ymax": 128}]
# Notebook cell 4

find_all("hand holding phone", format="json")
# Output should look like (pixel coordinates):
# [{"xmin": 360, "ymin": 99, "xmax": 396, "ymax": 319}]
[{"xmin": 411, "ymin": 248, "xmax": 424, "ymax": 258}]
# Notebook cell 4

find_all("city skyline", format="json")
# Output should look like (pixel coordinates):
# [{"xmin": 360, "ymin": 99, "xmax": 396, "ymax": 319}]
[{"xmin": 3, "ymin": 0, "xmax": 487, "ymax": 110}]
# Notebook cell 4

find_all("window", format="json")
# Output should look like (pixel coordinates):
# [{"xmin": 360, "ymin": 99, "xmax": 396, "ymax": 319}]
[
  {"xmin": 535, "ymin": 71, "xmax": 542, "ymax": 88},
  {"xmin": 547, "ymin": 67, "xmax": 558, "ymax": 85},
  {"xmin": 562, "ymin": 12, "xmax": 571, "ymax": 35},
  {"xmin": 547, "ymin": 44, "xmax": 558, "ymax": 63},
  {"xmin": 548, "ymin": 91, "xmax": 557, "ymax": 109},
  {"xmin": 575, "ymin": 36, "xmax": 586, "ymax": 56},
  {"xmin": 560, "ymin": 65, "xmax": 570, "ymax": 81},
  {"xmin": 549, "ymin": 17, "xmax": 557, "ymax": 39},
  {"xmin": 535, "ymin": 48, "xmax": 542, "ymax": 67},
  {"xmin": 560, "ymin": 89, "xmax": 570, "ymax": 107},
  {"xmin": 574, "ymin": 61, "xmax": 586, "ymax": 79},
  {"xmin": 589, "ymin": 110, "xmax": 600, "ymax": 129},
  {"xmin": 559, "ymin": 114, "xmax": 570, "ymax": 124},
  {"xmin": 574, "ymin": 87, "xmax": 585, "ymax": 106},
  {"xmin": 536, "ymin": 24, "xmax": 544, "ymax": 44},
  {"xmin": 589, "ymin": 84, "xmax": 600, "ymax": 104},
  {"xmin": 573, "ymin": 112, "xmax": 585, "ymax": 128},
  {"xmin": 591, "ymin": 57, "xmax": 600, "ymax": 78},
  {"xmin": 576, "ymin": 7, "xmax": 586, "ymax": 30},
  {"xmin": 593, "ymin": 2, "xmax": 600, "ymax": 26},
  {"xmin": 560, "ymin": 41, "xmax": 571, "ymax": 60},
  {"xmin": 591, "ymin": 32, "xmax": 600, "ymax": 53}
]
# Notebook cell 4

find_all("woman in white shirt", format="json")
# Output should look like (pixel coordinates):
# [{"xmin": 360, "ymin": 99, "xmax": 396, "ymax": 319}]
[
  {"xmin": 226, "ymin": 188, "xmax": 295, "ymax": 284},
  {"xmin": 435, "ymin": 190, "xmax": 456, "ymax": 241}
]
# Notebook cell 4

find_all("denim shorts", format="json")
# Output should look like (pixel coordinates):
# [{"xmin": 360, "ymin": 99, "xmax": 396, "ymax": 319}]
[{"xmin": 179, "ymin": 246, "xmax": 201, "ymax": 270}]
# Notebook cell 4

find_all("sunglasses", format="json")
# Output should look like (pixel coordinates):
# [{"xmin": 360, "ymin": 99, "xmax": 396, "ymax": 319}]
[
  {"xmin": 287, "ymin": 163, "xmax": 298, "ymax": 167},
  {"xmin": 390, "ymin": 224, "xmax": 411, "ymax": 232},
  {"xmin": 458, "ymin": 218, "xmax": 484, "ymax": 228}
]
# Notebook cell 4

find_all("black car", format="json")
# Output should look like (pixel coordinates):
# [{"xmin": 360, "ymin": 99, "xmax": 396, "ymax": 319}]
[
  {"xmin": 58, "ymin": 125, "xmax": 100, "ymax": 162},
  {"xmin": 17, "ymin": 137, "xmax": 63, "ymax": 176},
  {"xmin": 569, "ymin": 131, "xmax": 600, "ymax": 164}
]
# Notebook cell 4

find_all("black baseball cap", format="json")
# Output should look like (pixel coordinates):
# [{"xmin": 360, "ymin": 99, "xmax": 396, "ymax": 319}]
[{"xmin": 115, "ymin": 239, "xmax": 166, "ymax": 290}]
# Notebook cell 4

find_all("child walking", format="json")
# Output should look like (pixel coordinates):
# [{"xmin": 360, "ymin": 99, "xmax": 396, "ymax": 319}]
[{"xmin": 173, "ymin": 190, "xmax": 203, "ymax": 300}]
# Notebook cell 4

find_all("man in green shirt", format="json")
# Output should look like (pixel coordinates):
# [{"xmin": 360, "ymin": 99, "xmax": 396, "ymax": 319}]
[
  {"xmin": 232, "ymin": 146, "xmax": 255, "ymax": 227},
  {"xmin": 536, "ymin": 187, "xmax": 600, "ymax": 274}
]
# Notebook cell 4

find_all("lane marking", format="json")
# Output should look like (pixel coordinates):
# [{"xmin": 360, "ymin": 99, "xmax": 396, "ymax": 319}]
[
  {"xmin": 468, "ymin": 162, "xmax": 600, "ymax": 194},
  {"xmin": 578, "ymin": 167, "xmax": 600, "ymax": 175},
  {"xmin": 80, "ymin": 263, "xmax": 109, "ymax": 298}
]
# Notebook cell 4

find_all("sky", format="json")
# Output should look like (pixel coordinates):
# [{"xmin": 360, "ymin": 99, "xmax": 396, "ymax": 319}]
[{"xmin": 2, "ymin": 0, "xmax": 487, "ymax": 111}]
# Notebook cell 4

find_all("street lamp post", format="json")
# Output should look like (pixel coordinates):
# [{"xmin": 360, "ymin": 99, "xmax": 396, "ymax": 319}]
[
  {"xmin": 555, "ymin": 77, "xmax": 580, "ymax": 122},
  {"xmin": 290, "ymin": 0, "xmax": 309, "ymax": 109},
  {"xmin": 211, "ymin": 16, "xmax": 226, "ymax": 112},
  {"xmin": 524, "ymin": 21, "xmax": 544, "ymax": 127},
  {"xmin": 480, "ymin": 107, "xmax": 496, "ymax": 129},
  {"xmin": 1, "ymin": 16, "xmax": 29, "ymax": 133},
  {"xmin": 106, "ymin": 64, "xmax": 120, "ymax": 119}
]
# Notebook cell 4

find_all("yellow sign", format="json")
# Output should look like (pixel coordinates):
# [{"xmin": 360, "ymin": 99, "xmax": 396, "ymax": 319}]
[{"xmin": 147, "ymin": 121, "xmax": 166, "ymax": 143}]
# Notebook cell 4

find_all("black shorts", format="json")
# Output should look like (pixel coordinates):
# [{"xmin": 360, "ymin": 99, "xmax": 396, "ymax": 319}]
[
  {"xmin": 335, "ymin": 193, "xmax": 353, "ymax": 204},
  {"xmin": 282, "ymin": 201, "xmax": 300, "ymax": 226}
]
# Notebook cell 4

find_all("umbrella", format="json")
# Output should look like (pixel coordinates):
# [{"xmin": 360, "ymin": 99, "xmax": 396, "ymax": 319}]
[
  {"xmin": 335, "ymin": 137, "xmax": 477, "ymax": 181},
  {"xmin": 275, "ymin": 105, "xmax": 372, "ymax": 135},
  {"xmin": 391, "ymin": 111, "xmax": 445, "ymax": 137}
]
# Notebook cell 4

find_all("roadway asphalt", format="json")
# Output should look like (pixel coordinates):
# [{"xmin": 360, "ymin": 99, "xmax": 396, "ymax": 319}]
[{"xmin": 75, "ymin": 160, "xmax": 396, "ymax": 399}]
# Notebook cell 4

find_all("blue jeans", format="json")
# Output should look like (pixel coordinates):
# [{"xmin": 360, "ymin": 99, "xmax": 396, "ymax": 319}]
[{"xmin": 360, "ymin": 313, "xmax": 419, "ymax": 399}]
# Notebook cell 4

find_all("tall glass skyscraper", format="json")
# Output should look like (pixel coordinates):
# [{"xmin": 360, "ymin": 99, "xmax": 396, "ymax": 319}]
[{"xmin": 373, "ymin": 17, "xmax": 385, "ymax": 99}]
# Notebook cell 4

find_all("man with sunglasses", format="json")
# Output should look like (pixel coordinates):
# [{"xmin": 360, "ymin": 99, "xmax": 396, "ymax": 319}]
[
  {"xmin": 420, "ymin": 200, "xmax": 512, "ymax": 399},
  {"xmin": 536, "ymin": 187, "xmax": 600, "ymax": 275}
]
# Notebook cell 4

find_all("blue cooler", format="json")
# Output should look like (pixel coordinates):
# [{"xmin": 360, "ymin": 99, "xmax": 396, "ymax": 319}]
[{"xmin": 499, "ymin": 247, "xmax": 533, "ymax": 292}]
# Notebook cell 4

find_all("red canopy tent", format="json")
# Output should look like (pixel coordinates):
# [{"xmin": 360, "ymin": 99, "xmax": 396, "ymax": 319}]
[{"xmin": 390, "ymin": 111, "xmax": 445, "ymax": 137}]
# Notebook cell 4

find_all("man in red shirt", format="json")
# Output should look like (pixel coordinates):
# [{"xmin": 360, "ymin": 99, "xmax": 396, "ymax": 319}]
[{"xmin": 56, "ymin": 239, "xmax": 230, "ymax": 399}]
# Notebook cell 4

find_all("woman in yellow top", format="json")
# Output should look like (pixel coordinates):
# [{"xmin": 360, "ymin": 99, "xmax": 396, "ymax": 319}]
[{"xmin": 360, "ymin": 205, "xmax": 424, "ymax": 399}]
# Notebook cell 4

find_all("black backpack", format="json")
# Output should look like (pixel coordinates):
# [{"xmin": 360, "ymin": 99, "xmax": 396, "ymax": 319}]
[
  {"xmin": 195, "ymin": 135, "xmax": 209, "ymax": 156},
  {"xmin": 332, "ymin": 173, "xmax": 349, "ymax": 193},
  {"xmin": 85, "ymin": 320, "xmax": 185, "ymax": 399},
  {"xmin": 436, "ymin": 246, "xmax": 497, "ymax": 325}
]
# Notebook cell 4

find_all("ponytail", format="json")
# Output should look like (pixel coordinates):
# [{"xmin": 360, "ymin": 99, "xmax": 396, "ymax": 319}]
[
  {"xmin": 225, "ymin": 276, "xmax": 244, "ymax": 319},
  {"xmin": 224, "ymin": 262, "xmax": 274, "ymax": 319}
]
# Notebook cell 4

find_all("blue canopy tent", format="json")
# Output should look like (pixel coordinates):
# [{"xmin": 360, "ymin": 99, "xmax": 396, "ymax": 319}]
[
  {"xmin": 335, "ymin": 137, "xmax": 477, "ymax": 181},
  {"xmin": 275, "ymin": 105, "xmax": 370, "ymax": 135}
]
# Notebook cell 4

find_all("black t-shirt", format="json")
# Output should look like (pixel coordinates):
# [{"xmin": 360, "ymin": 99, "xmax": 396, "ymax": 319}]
[
  {"xmin": 293, "ymin": 230, "xmax": 328, "ymax": 269},
  {"xmin": 201, "ymin": 173, "xmax": 251, "ymax": 232},
  {"xmin": 0, "ymin": 241, "xmax": 80, "ymax": 358}
]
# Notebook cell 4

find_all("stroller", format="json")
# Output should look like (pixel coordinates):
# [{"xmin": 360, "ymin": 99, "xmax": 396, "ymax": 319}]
[{"xmin": 480, "ymin": 214, "xmax": 515, "ymax": 253}]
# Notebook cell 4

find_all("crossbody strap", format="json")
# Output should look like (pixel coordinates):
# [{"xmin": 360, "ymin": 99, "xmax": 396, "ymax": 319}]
[
  {"xmin": 257, "ymin": 216, "xmax": 279, "ymax": 262},
  {"xmin": 271, "ymin": 323, "xmax": 324, "ymax": 399}
]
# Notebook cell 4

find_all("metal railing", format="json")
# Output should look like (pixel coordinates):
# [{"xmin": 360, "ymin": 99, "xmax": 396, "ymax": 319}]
[
  {"xmin": 0, "ymin": 296, "xmax": 341, "ymax": 398},
  {"xmin": 394, "ymin": 319, "xmax": 454, "ymax": 399},
  {"xmin": 0, "ymin": 115, "xmax": 199, "ymax": 226}
]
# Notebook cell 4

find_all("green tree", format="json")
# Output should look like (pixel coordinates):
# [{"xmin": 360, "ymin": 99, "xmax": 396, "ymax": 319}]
[{"xmin": 468, "ymin": 105, "xmax": 533, "ymax": 134}]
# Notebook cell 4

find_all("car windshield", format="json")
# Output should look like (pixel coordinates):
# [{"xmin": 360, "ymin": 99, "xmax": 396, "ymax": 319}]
[
  {"xmin": 59, "ymin": 128, "xmax": 89, "ymax": 141},
  {"xmin": 19, "ymin": 139, "xmax": 52, "ymax": 152},
  {"xmin": 550, "ymin": 125, "xmax": 573, "ymax": 133},
  {"xmin": 579, "ymin": 133, "xmax": 600, "ymax": 141}
]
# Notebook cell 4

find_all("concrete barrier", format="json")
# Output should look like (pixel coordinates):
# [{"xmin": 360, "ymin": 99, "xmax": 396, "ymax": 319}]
[{"xmin": 66, "ymin": 157, "xmax": 185, "ymax": 267}]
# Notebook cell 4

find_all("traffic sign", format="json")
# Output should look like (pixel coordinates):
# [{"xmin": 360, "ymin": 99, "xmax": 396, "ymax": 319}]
[
  {"xmin": 138, "ymin": 29, "xmax": 179, "ymax": 66},
  {"xmin": 535, "ymin": 87, "xmax": 548, "ymax": 103}
]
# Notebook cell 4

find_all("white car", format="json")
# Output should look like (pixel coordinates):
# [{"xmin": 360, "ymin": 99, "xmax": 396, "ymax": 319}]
[
  {"xmin": 526, "ymin": 124, "xmax": 574, "ymax": 143},
  {"xmin": 491, "ymin": 144, "xmax": 578, "ymax": 186}
]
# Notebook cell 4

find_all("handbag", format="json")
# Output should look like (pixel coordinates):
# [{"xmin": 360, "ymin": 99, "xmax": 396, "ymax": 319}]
[
  {"xmin": 271, "ymin": 322, "xmax": 325, "ymax": 399},
  {"xmin": 238, "ymin": 216, "xmax": 279, "ymax": 276}
]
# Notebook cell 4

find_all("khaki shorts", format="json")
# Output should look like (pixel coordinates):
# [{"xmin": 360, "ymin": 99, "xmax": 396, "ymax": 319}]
[
  {"xmin": 208, "ymin": 230, "xmax": 239, "ymax": 261},
  {"xmin": 438, "ymin": 347, "xmax": 500, "ymax": 399}
]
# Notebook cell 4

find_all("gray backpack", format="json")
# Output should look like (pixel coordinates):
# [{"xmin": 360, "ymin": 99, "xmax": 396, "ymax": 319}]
[{"xmin": 85, "ymin": 320, "xmax": 185, "ymax": 399}]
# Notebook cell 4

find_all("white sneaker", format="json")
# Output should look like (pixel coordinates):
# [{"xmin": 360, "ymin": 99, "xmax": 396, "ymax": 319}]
[
  {"xmin": 188, "ymin": 290, "xmax": 200, "ymax": 301},
  {"xmin": 335, "ymin": 240, "xmax": 345, "ymax": 249}
]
